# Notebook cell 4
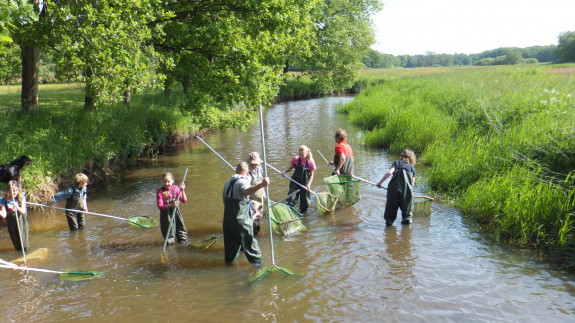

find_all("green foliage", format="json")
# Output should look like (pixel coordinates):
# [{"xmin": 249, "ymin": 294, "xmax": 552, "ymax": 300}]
[
  {"xmin": 294, "ymin": 0, "xmax": 382, "ymax": 92},
  {"xmin": 0, "ymin": 84, "xmax": 198, "ymax": 198},
  {"xmin": 557, "ymin": 30, "xmax": 575, "ymax": 63},
  {"xmin": 0, "ymin": 42, "xmax": 20, "ymax": 84},
  {"xmin": 340, "ymin": 65, "xmax": 575, "ymax": 254},
  {"xmin": 49, "ymin": 0, "xmax": 167, "ymax": 109}
]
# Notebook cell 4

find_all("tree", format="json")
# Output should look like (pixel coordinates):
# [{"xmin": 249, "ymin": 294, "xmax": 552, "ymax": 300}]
[
  {"xmin": 294, "ymin": 0, "xmax": 382, "ymax": 92},
  {"xmin": 556, "ymin": 31, "xmax": 575, "ymax": 63},
  {"xmin": 3, "ymin": 0, "xmax": 43, "ymax": 111},
  {"xmin": 156, "ymin": 0, "xmax": 317, "ymax": 124}
]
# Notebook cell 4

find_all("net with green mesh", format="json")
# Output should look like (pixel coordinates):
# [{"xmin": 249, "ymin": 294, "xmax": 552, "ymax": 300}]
[
  {"xmin": 315, "ymin": 192, "xmax": 338, "ymax": 214},
  {"xmin": 128, "ymin": 216, "xmax": 159, "ymax": 228},
  {"xmin": 59, "ymin": 269, "xmax": 106, "ymax": 281},
  {"xmin": 268, "ymin": 203, "xmax": 306, "ymax": 235},
  {"xmin": 322, "ymin": 174, "xmax": 361, "ymax": 208},
  {"xmin": 412, "ymin": 197, "xmax": 432, "ymax": 216}
]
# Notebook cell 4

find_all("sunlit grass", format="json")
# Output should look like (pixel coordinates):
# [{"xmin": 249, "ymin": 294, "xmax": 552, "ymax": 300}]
[{"xmin": 341, "ymin": 64, "xmax": 575, "ymax": 259}]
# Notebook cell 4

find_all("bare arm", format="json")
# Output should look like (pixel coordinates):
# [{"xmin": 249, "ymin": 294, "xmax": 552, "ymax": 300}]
[
  {"xmin": 244, "ymin": 178, "xmax": 269, "ymax": 197},
  {"xmin": 377, "ymin": 168, "xmax": 395, "ymax": 188}
]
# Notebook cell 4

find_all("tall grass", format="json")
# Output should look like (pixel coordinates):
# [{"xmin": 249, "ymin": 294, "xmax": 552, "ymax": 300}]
[
  {"xmin": 341, "ymin": 65, "xmax": 575, "ymax": 260},
  {"xmin": 0, "ymin": 84, "xmax": 198, "ymax": 200}
]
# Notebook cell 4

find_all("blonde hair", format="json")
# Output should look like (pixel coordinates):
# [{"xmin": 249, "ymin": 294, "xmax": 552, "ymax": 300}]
[
  {"xmin": 74, "ymin": 173, "xmax": 89, "ymax": 187},
  {"xmin": 6, "ymin": 180, "xmax": 22, "ymax": 201},
  {"xmin": 335, "ymin": 129, "xmax": 347, "ymax": 141},
  {"xmin": 299, "ymin": 145, "xmax": 314, "ymax": 163},
  {"xmin": 400, "ymin": 149, "xmax": 416, "ymax": 166},
  {"xmin": 163, "ymin": 172, "xmax": 174, "ymax": 181}
]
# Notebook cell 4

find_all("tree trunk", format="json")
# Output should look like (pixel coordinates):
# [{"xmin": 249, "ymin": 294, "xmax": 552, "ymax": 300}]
[
  {"xmin": 84, "ymin": 66, "xmax": 95, "ymax": 110},
  {"xmin": 182, "ymin": 76, "xmax": 191, "ymax": 94},
  {"xmin": 124, "ymin": 84, "xmax": 132, "ymax": 104},
  {"xmin": 20, "ymin": 44, "xmax": 41, "ymax": 112},
  {"xmin": 283, "ymin": 58, "xmax": 290, "ymax": 74}
]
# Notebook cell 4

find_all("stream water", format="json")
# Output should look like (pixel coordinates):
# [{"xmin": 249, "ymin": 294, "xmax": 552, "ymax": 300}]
[{"xmin": 1, "ymin": 97, "xmax": 574, "ymax": 322}]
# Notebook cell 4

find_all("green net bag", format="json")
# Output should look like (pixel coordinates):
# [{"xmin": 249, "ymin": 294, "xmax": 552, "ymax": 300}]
[
  {"xmin": 269, "ymin": 203, "xmax": 306, "ymax": 235},
  {"xmin": 315, "ymin": 192, "xmax": 338, "ymax": 214},
  {"xmin": 322, "ymin": 174, "xmax": 361, "ymax": 207}
]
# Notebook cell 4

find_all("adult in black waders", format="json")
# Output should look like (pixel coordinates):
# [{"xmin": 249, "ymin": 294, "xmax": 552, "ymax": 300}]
[
  {"xmin": 283, "ymin": 145, "xmax": 316, "ymax": 213},
  {"xmin": 222, "ymin": 162, "xmax": 269, "ymax": 267},
  {"xmin": 0, "ymin": 181, "xmax": 29, "ymax": 251},
  {"xmin": 377, "ymin": 149, "xmax": 417, "ymax": 226}
]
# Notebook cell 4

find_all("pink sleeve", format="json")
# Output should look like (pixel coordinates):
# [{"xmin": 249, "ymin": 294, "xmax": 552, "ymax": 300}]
[
  {"xmin": 157, "ymin": 189, "xmax": 167, "ymax": 210},
  {"xmin": 309, "ymin": 160, "xmax": 317, "ymax": 171},
  {"xmin": 176, "ymin": 187, "xmax": 187, "ymax": 203},
  {"xmin": 291, "ymin": 156, "xmax": 299, "ymax": 166}
]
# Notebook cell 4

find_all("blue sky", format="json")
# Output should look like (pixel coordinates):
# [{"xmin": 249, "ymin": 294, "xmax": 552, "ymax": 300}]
[{"xmin": 372, "ymin": 0, "xmax": 575, "ymax": 55}]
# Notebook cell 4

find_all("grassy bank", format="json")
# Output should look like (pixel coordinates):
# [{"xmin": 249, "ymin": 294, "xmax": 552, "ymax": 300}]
[
  {"xmin": 0, "ymin": 84, "xmax": 202, "ymax": 200},
  {"xmin": 339, "ymin": 65, "xmax": 575, "ymax": 265}
]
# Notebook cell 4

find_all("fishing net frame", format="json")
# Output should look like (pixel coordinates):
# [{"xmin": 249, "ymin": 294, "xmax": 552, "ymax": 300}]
[
  {"xmin": 128, "ymin": 216, "xmax": 159, "ymax": 228},
  {"xmin": 267, "ymin": 202, "xmax": 306, "ymax": 236},
  {"xmin": 322, "ymin": 174, "xmax": 361, "ymax": 208}
]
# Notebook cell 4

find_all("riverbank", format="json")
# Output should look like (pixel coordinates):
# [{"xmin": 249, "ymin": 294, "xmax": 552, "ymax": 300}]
[{"xmin": 339, "ymin": 64, "xmax": 575, "ymax": 267}]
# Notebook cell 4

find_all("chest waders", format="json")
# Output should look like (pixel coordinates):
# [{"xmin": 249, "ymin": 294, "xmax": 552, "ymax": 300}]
[
  {"xmin": 65, "ymin": 188, "xmax": 85, "ymax": 230},
  {"xmin": 160, "ymin": 187, "xmax": 188, "ymax": 245},
  {"xmin": 223, "ymin": 178, "xmax": 262, "ymax": 267},
  {"xmin": 334, "ymin": 144, "xmax": 354, "ymax": 175},
  {"xmin": 286, "ymin": 158, "xmax": 311, "ymax": 212},
  {"xmin": 384, "ymin": 168, "xmax": 414, "ymax": 225},
  {"xmin": 4, "ymin": 199, "xmax": 29, "ymax": 251}
]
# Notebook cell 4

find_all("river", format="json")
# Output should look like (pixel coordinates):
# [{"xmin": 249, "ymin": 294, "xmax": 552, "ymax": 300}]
[{"xmin": 1, "ymin": 97, "xmax": 574, "ymax": 322}]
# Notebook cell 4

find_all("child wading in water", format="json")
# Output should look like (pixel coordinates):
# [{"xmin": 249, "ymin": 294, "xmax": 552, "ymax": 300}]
[
  {"xmin": 49, "ymin": 173, "xmax": 89, "ymax": 230},
  {"xmin": 282, "ymin": 145, "xmax": 316, "ymax": 213},
  {"xmin": 0, "ymin": 180, "xmax": 29, "ymax": 251},
  {"xmin": 156, "ymin": 172, "xmax": 188, "ymax": 245},
  {"xmin": 377, "ymin": 149, "xmax": 416, "ymax": 226},
  {"xmin": 247, "ymin": 152, "xmax": 265, "ymax": 235}
]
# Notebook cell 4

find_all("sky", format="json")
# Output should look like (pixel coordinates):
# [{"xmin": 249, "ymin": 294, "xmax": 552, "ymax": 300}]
[{"xmin": 372, "ymin": 0, "xmax": 575, "ymax": 55}]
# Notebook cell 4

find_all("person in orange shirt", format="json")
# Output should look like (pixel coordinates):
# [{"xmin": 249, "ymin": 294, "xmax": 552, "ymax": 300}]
[{"xmin": 329, "ymin": 128, "xmax": 354, "ymax": 175}]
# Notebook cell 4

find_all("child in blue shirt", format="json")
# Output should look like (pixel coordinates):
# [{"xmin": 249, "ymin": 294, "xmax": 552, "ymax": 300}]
[{"xmin": 49, "ymin": 173, "xmax": 89, "ymax": 230}]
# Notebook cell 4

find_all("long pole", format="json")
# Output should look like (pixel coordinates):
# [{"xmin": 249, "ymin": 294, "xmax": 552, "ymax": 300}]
[
  {"xmin": 317, "ymin": 149, "xmax": 389, "ymax": 190},
  {"xmin": 195, "ymin": 136, "xmax": 235, "ymax": 170},
  {"xmin": 0, "ymin": 263, "xmax": 63, "ymax": 274},
  {"xmin": 28, "ymin": 202, "xmax": 133, "ymax": 221},
  {"xmin": 265, "ymin": 163, "xmax": 321, "ymax": 197},
  {"xmin": 162, "ymin": 168, "xmax": 189, "ymax": 252},
  {"xmin": 259, "ymin": 104, "xmax": 276, "ymax": 266}
]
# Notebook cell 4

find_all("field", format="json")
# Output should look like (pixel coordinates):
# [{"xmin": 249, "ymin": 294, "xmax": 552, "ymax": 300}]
[{"xmin": 345, "ymin": 65, "xmax": 575, "ymax": 263}]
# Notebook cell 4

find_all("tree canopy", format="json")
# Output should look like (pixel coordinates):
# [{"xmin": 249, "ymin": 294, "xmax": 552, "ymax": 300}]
[{"xmin": 2, "ymin": 0, "xmax": 382, "ymax": 117}]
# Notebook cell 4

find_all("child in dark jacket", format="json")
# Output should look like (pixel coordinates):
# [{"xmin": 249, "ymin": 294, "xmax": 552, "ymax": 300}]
[{"xmin": 377, "ymin": 149, "xmax": 416, "ymax": 226}]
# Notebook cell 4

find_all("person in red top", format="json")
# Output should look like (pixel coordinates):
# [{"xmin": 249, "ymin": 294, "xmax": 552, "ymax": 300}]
[
  {"xmin": 329, "ymin": 128, "xmax": 354, "ymax": 175},
  {"xmin": 156, "ymin": 172, "xmax": 188, "ymax": 245}
]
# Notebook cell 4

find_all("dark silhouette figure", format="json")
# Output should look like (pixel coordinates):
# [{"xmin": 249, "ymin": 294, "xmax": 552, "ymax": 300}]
[{"xmin": 0, "ymin": 156, "xmax": 32, "ymax": 183}]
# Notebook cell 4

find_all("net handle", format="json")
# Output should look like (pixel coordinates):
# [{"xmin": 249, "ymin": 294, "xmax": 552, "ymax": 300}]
[
  {"xmin": 316, "ymin": 149, "xmax": 336, "ymax": 173},
  {"xmin": 0, "ymin": 264, "xmax": 63, "ymax": 274},
  {"xmin": 8, "ymin": 182, "xmax": 26, "ymax": 264},
  {"xmin": 195, "ymin": 136, "xmax": 235, "ymax": 170},
  {"xmin": 28, "ymin": 202, "xmax": 131, "ymax": 221},
  {"xmin": 265, "ymin": 163, "xmax": 319, "ymax": 196}
]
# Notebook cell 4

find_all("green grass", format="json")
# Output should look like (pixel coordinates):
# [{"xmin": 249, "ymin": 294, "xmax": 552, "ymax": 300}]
[
  {"xmin": 0, "ymin": 84, "xmax": 200, "ymax": 199},
  {"xmin": 340, "ymin": 65, "xmax": 575, "ymax": 263}
]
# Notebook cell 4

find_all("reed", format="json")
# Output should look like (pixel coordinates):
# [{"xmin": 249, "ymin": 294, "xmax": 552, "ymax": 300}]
[{"xmin": 341, "ymin": 65, "xmax": 575, "ymax": 259}]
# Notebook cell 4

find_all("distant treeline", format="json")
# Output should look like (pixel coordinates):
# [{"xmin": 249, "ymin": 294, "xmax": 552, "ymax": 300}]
[{"xmin": 362, "ymin": 45, "xmax": 557, "ymax": 68}]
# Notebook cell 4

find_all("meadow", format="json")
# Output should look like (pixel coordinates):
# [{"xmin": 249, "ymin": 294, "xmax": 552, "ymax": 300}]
[{"xmin": 341, "ymin": 65, "xmax": 575, "ymax": 263}]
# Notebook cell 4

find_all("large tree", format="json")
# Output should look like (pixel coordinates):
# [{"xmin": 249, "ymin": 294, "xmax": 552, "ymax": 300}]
[
  {"xmin": 294, "ymin": 0, "xmax": 382, "ymax": 92},
  {"xmin": 2, "ymin": 0, "xmax": 44, "ymax": 111},
  {"xmin": 556, "ymin": 31, "xmax": 575, "ymax": 63},
  {"xmin": 156, "ymin": 0, "xmax": 316, "ymax": 122},
  {"xmin": 49, "ymin": 0, "xmax": 166, "ymax": 109}
]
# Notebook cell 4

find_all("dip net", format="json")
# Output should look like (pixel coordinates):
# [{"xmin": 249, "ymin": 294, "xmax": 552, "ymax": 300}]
[
  {"xmin": 268, "ymin": 202, "xmax": 306, "ymax": 235},
  {"xmin": 322, "ymin": 174, "xmax": 361, "ymax": 208},
  {"xmin": 128, "ymin": 216, "xmax": 159, "ymax": 228},
  {"xmin": 315, "ymin": 192, "xmax": 338, "ymax": 214},
  {"xmin": 59, "ymin": 269, "xmax": 106, "ymax": 281}
]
